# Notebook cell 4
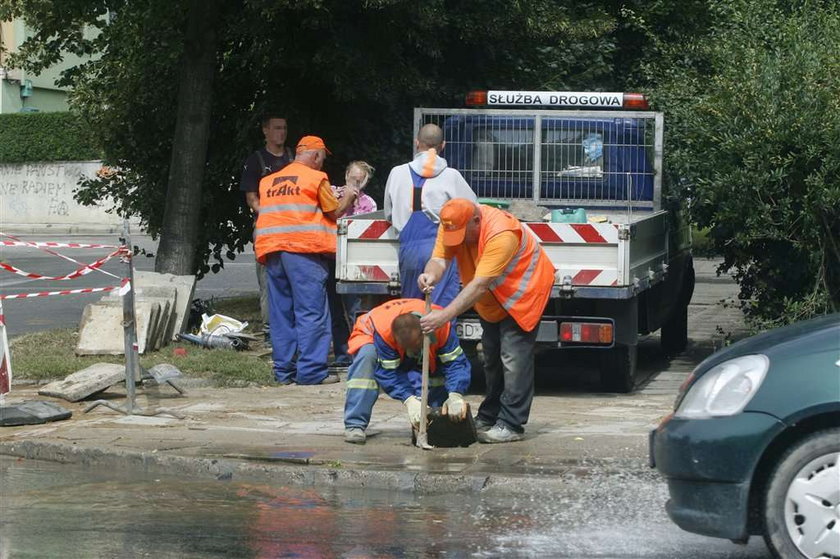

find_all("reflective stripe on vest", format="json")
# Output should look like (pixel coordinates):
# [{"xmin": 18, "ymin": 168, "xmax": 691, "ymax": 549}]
[
  {"xmin": 254, "ymin": 162, "xmax": 336, "ymax": 261},
  {"xmin": 478, "ymin": 206, "xmax": 555, "ymax": 332},
  {"xmin": 346, "ymin": 298, "xmax": 451, "ymax": 372}
]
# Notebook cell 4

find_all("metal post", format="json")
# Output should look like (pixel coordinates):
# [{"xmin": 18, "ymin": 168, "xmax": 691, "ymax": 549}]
[
  {"xmin": 121, "ymin": 221, "xmax": 139, "ymax": 412},
  {"xmin": 84, "ymin": 220, "xmax": 184, "ymax": 418},
  {"xmin": 532, "ymin": 115, "xmax": 542, "ymax": 204}
]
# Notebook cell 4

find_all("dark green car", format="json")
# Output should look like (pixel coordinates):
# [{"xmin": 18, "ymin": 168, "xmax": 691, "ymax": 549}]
[{"xmin": 650, "ymin": 313, "xmax": 840, "ymax": 558}]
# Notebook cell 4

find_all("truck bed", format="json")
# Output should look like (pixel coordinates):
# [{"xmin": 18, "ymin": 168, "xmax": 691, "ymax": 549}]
[{"xmin": 336, "ymin": 209, "xmax": 669, "ymax": 298}]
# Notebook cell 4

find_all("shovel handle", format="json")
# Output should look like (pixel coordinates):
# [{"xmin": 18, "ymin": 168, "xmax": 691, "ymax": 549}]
[{"xmin": 416, "ymin": 291, "xmax": 433, "ymax": 449}]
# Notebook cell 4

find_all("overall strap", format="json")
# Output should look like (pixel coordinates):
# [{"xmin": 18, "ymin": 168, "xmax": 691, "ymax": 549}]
[
  {"xmin": 255, "ymin": 150, "xmax": 270, "ymax": 178},
  {"xmin": 408, "ymin": 167, "xmax": 427, "ymax": 212}
]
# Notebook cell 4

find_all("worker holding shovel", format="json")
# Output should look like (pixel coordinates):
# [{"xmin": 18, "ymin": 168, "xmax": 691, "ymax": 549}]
[{"xmin": 342, "ymin": 298, "xmax": 471, "ymax": 444}]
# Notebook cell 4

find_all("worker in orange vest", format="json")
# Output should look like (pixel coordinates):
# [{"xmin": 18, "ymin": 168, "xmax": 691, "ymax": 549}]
[
  {"xmin": 343, "ymin": 298, "xmax": 471, "ymax": 444},
  {"xmin": 254, "ymin": 136, "xmax": 359, "ymax": 385},
  {"xmin": 418, "ymin": 199, "xmax": 556, "ymax": 443}
]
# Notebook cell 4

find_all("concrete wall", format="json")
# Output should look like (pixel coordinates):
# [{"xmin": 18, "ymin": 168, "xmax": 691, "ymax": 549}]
[{"xmin": 0, "ymin": 161, "xmax": 137, "ymax": 233}]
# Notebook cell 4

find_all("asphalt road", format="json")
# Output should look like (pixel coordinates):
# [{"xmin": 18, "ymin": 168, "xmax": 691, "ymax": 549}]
[{"xmin": 0, "ymin": 234, "xmax": 259, "ymax": 338}]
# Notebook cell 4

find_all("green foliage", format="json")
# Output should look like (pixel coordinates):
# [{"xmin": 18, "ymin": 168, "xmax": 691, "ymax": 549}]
[
  {"xmin": 1, "ymin": 0, "xmax": 629, "ymax": 276},
  {"xmin": 650, "ymin": 0, "xmax": 840, "ymax": 324},
  {"xmin": 0, "ymin": 112, "xmax": 101, "ymax": 163}
]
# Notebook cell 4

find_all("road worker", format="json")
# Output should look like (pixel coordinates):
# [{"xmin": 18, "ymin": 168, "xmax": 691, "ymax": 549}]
[
  {"xmin": 343, "ymin": 298, "xmax": 471, "ymax": 444},
  {"xmin": 383, "ymin": 123, "xmax": 476, "ymax": 307},
  {"xmin": 418, "ymin": 199, "xmax": 556, "ymax": 443},
  {"xmin": 254, "ymin": 136, "xmax": 359, "ymax": 385}
]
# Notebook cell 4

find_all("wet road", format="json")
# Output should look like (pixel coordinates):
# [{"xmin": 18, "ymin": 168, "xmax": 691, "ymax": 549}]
[{"xmin": 1, "ymin": 456, "xmax": 770, "ymax": 558}]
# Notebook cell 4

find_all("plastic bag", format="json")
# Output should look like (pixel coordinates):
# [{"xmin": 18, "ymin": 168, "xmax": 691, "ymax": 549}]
[{"xmin": 199, "ymin": 313, "xmax": 248, "ymax": 336}]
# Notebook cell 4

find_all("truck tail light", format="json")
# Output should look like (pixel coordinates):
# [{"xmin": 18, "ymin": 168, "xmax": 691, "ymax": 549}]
[
  {"xmin": 465, "ymin": 90, "xmax": 488, "ymax": 106},
  {"xmin": 622, "ymin": 93, "xmax": 650, "ymax": 110},
  {"xmin": 560, "ymin": 322, "xmax": 613, "ymax": 344}
]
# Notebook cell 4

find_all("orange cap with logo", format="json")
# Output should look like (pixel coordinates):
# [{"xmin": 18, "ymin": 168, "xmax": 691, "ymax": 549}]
[
  {"xmin": 439, "ymin": 198, "xmax": 477, "ymax": 246},
  {"xmin": 296, "ymin": 135, "xmax": 332, "ymax": 155}
]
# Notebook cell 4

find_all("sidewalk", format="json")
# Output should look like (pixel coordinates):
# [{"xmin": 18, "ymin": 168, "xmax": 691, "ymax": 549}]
[{"xmin": 0, "ymin": 258, "xmax": 748, "ymax": 495}]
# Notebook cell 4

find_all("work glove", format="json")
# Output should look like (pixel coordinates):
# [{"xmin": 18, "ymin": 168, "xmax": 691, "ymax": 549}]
[
  {"xmin": 404, "ymin": 396, "xmax": 422, "ymax": 428},
  {"xmin": 442, "ymin": 392, "xmax": 467, "ymax": 422}
]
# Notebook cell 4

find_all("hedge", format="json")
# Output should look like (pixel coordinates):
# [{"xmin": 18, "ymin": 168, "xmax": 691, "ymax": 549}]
[{"xmin": 0, "ymin": 112, "xmax": 102, "ymax": 163}]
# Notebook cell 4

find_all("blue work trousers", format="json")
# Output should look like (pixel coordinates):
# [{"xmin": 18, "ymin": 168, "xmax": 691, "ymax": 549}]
[
  {"xmin": 344, "ymin": 343, "xmax": 447, "ymax": 430},
  {"xmin": 265, "ymin": 251, "xmax": 331, "ymax": 385}
]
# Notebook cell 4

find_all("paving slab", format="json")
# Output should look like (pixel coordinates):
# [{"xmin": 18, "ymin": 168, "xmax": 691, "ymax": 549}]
[
  {"xmin": 133, "ymin": 271, "xmax": 195, "ymax": 340},
  {"xmin": 37, "ymin": 363, "xmax": 126, "ymax": 402},
  {"xmin": 76, "ymin": 299, "xmax": 158, "ymax": 355}
]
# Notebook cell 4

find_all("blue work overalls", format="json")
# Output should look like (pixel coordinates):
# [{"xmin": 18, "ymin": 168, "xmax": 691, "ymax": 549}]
[{"xmin": 398, "ymin": 168, "xmax": 461, "ymax": 305}]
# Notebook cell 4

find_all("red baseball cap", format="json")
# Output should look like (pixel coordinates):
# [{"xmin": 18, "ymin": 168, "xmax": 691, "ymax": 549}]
[
  {"xmin": 439, "ymin": 198, "xmax": 477, "ymax": 246},
  {"xmin": 296, "ymin": 135, "xmax": 332, "ymax": 155}
]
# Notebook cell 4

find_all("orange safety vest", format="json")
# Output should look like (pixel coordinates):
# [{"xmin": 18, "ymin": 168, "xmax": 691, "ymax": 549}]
[
  {"xmin": 470, "ymin": 205, "xmax": 555, "ymax": 332},
  {"xmin": 347, "ymin": 298, "xmax": 451, "ymax": 372},
  {"xmin": 254, "ymin": 161, "xmax": 336, "ymax": 263}
]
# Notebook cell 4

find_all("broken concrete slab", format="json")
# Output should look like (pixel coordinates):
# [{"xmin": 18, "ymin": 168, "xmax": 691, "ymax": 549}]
[
  {"xmin": 76, "ymin": 300, "xmax": 157, "ymax": 355},
  {"xmin": 38, "ymin": 363, "xmax": 127, "ymax": 402},
  {"xmin": 0, "ymin": 400, "xmax": 72, "ymax": 426},
  {"xmin": 133, "ymin": 271, "xmax": 195, "ymax": 340}
]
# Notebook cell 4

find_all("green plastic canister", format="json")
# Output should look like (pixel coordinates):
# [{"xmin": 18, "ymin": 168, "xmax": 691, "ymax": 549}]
[{"xmin": 551, "ymin": 208, "xmax": 587, "ymax": 223}]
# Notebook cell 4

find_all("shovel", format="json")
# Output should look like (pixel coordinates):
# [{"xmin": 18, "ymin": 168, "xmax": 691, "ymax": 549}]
[{"xmin": 415, "ymin": 290, "xmax": 434, "ymax": 450}]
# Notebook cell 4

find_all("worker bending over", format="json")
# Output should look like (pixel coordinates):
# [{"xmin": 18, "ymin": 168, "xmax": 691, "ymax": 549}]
[{"xmin": 343, "ymin": 298, "xmax": 471, "ymax": 444}]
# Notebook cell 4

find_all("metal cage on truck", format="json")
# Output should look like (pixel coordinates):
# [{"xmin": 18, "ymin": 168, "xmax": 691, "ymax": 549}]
[{"xmin": 337, "ymin": 96, "xmax": 693, "ymax": 392}]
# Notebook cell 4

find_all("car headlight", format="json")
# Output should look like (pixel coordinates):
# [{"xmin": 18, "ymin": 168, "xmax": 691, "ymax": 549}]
[{"xmin": 675, "ymin": 354, "xmax": 769, "ymax": 419}]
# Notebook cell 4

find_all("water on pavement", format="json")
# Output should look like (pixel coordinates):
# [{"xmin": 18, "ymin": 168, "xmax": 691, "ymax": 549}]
[{"xmin": 1, "ymin": 456, "xmax": 770, "ymax": 558}]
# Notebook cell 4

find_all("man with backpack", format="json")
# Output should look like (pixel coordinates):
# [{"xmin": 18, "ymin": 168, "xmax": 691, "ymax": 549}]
[{"xmin": 239, "ymin": 113, "xmax": 294, "ymax": 344}]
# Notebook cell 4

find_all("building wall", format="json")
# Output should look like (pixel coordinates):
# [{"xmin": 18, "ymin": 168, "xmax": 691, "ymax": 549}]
[
  {"xmin": 0, "ymin": 18, "xmax": 92, "ymax": 114},
  {"xmin": 0, "ymin": 161, "xmax": 138, "ymax": 234}
]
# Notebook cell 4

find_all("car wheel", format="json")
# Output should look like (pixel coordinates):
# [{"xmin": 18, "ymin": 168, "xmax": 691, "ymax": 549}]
[
  {"xmin": 763, "ymin": 427, "xmax": 840, "ymax": 558},
  {"xmin": 598, "ymin": 343, "xmax": 637, "ymax": 393},
  {"xmin": 660, "ymin": 302, "xmax": 688, "ymax": 356}
]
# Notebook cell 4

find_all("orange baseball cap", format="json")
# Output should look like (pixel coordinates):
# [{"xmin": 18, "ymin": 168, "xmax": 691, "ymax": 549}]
[
  {"xmin": 296, "ymin": 135, "xmax": 332, "ymax": 155},
  {"xmin": 439, "ymin": 198, "xmax": 477, "ymax": 246}
]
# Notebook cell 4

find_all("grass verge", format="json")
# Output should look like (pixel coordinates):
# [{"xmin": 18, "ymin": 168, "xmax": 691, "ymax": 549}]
[{"xmin": 8, "ymin": 296, "xmax": 273, "ymax": 386}]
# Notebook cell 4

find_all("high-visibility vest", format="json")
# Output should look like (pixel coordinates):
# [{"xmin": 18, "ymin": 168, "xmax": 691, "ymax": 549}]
[
  {"xmin": 254, "ymin": 161, "xmax": 336, "ymax": 262},
  {"xmin": 347, "ymin": 298, "xmax": 451, "ymax": 373},
  {"xmin": 474, "ymin": 205, "xmax": 555, "ymax": 332}
]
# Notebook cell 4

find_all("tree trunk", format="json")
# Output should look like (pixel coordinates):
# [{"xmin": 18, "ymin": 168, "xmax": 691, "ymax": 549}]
[{"xmin": 155, "ymin": 0, "xmax": 221, "ymax": 275}]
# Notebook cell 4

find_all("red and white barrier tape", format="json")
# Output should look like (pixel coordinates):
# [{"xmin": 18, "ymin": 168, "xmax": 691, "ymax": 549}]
[
  {"xmin": 0, "ymin": 278, "xmax": 130, "ymax": 300},
  {"xmin": 0, "ymin": 240, "xmax": 121, "ymax": 249},
  {"xmin": 0, "ymin": 248, "xmax": 126, "ymax": 281}
]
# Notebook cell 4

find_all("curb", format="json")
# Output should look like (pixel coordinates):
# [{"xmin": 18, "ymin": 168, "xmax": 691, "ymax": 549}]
[{"xmin": 0, "ymin": 440, "xmax": 657, "ymax": 497}]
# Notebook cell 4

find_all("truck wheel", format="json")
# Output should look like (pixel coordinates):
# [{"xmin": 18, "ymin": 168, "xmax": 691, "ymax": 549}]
[
  {"xmin": 762, "ymin": 428, "xmax": 840, "ymax": 559},
  {"xmin": 660, "ymin": 303, "xmax": 688, "ymax": 356},
  {"xmin": 598, "ymin": 344, "xmax": 637, "ymax": 393},
  {"xmin": 661, "ymin": 264, "xmax": 694, "ymax": 356}
]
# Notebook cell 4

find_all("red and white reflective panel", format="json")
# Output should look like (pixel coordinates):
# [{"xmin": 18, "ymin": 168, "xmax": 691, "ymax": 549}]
[
  {"xmin": 344, "ymin": 265, "xmax": 397, "ymax": 282},
  {"xmin": 346, "ymin": 220, "xmax": 399, "ymax": 240},
  {"xmin": 556, "ymin": 268, "xmax": 619, "ymax": 287},
  {"xmin": 0, "ymin": 302, "xmax": 10, "ymax": 395},
  {"xmin": 559, "ymin": 322, "xmax": 613, "ymax": 344},
  {"xmin": 525, "ymin": 223, "xmax": 619, "ymax": 244}
]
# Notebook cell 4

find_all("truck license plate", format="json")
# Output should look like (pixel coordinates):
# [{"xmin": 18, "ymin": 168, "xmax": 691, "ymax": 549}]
[{"xmin": 456, "ymin": 320, "xmax": 483, "ymax": 340}]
